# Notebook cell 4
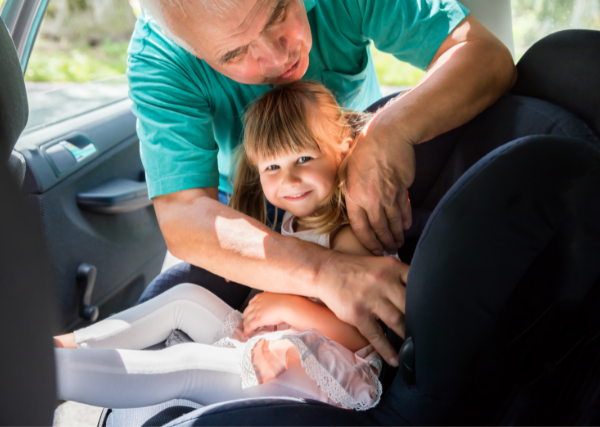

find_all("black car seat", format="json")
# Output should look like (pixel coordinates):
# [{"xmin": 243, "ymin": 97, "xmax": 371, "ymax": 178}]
[{"xmin": 0, "ymin": 18, "xmax": 56, "ymax": 426}]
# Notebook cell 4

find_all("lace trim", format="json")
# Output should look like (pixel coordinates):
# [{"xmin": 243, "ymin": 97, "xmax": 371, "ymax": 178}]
[
  {"xmin": 212, "ymin": 310, "xmax": 243, "ymax": 348},
  {"xmin": 284, "ymin": 336, "xmax": 382, "ymax": 411},
  {"xmin": 239, "ymin": 335, "xmax": 265, "ymax": 389}
]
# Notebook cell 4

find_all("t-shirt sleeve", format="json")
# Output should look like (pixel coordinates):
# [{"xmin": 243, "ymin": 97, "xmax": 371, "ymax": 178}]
[
  {"xmin": 351, "ymin": 0, "xmax": 469, "ymax": 70},
  {"xmin": 127, "ymin": 18, "xmax": 219, "ymax": 199}
]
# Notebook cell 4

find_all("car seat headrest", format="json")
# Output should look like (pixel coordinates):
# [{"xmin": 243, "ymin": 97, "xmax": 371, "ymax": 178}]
[
  {"xmin": 0, "ymin": 17, "xmax": 28, "ymax": 164},
  {"xmin": 511, "ymin": 29, "xmax": 600, "ymax": 137}
]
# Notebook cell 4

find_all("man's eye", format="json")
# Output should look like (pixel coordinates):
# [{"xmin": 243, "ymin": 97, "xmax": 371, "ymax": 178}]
[
  {"xmin": 297, "ymin": 156, "xmax": 312, "ymax": 164},
  {"xmin": 267, "ymin": 165, "xmax": 280, "ymax": 170}
]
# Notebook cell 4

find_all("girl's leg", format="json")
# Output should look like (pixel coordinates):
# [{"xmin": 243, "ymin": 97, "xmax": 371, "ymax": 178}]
[
  {"xmin": 56, "ymin": 343, "xmax": 319, "ymax": 408},
  {"xmin": 74, "ymin": 283, "xmax": 233, "ymax": 350}
]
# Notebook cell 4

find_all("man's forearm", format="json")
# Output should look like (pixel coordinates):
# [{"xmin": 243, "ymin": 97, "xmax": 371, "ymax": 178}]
[
  {"xmin": 378, "ymin": 15, "xmax": 517, "ymax": 145},
  {"xmin": 153, "ymin": 188, "xmax": 329, "ymax": 297}
]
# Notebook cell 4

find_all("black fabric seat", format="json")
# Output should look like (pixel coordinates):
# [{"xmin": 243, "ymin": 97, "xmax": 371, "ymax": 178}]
[{"xmin": 0, "ymin": 17, "xmax": 56, "ymax": 427}]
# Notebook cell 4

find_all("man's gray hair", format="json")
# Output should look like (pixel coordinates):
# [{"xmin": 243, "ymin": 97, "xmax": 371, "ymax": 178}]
[{"xmin": 139, "ymin": 0, "xmax": 239, "ymax": 55}]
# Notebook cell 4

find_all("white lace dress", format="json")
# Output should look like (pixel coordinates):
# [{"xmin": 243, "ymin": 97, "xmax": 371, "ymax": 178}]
[{"xmin": 210, "ymin": 212, "xmax": 383, "ymax": 411}]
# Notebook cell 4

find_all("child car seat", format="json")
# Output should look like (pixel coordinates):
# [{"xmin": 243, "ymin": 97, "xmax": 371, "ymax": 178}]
[{"xmin": 101, "ymin": 29, "xmax": 600, "ymax": 426}]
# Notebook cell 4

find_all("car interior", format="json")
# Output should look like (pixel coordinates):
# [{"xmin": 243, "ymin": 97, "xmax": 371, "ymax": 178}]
[{"xmin": 1, "ymin": 0, "xmax": 600, "ymax": 425}]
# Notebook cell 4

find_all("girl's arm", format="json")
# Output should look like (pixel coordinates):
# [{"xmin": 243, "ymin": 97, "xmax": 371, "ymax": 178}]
[
  {"xmin": 243, "ymin": 292, "xmax": 369, "ymax": 352},
  {"xmin": 330, "ymin": 225, "xmax": 374, "ymax": 256}
]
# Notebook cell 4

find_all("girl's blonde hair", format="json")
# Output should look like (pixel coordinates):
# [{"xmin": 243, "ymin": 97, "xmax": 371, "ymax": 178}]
[{"xmin": 229, "ymin": 80, "xmax": 371, "ymax": 233}]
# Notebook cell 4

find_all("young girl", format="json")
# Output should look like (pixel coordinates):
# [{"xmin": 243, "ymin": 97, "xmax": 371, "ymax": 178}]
[{"xmin": 54, "ymin": 81, "xmax": 400, "ymax": 411}]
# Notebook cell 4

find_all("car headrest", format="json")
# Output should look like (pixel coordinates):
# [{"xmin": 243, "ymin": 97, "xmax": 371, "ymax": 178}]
[
  {"xmin": 0, "ymin": 17, "xmax": 28, "ymax": 164},
  {"xmin": 511, "ymin": 29, "xmax": 600, "ymax": 137},
  {"xmin": 390, "ymin": 135, "xmax": 600, "ymax": 425},
  {"xmin": 0, "ymin": 160, "xmax": 56, "ymax": 424}
]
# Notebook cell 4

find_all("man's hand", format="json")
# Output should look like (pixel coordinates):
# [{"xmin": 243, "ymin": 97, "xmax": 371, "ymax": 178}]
[
  {"xmin": 317, "ymin": 251, "xmax": 409, "ymax": 366},
  {"xmin": 346, "ymin": 110, "xmax": 415, "ymax": 255},
  {"xmin": 345, "ymin": 15, "xmax": 516, "ymax": 255}
]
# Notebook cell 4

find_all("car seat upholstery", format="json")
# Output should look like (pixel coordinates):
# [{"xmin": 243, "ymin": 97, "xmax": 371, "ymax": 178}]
[{"xmin": 0, "ymin": 18, "xmax": 56, "ymax": 426}]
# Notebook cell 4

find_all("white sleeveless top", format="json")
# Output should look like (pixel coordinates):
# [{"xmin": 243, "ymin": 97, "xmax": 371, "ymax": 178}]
[
  {"xmin": 212, "ymin": 211, "xmax": 383, "ymax": 411},
  {"xmin": 280, "ymin": 211, "xmax": 342, "ymax": 248}
]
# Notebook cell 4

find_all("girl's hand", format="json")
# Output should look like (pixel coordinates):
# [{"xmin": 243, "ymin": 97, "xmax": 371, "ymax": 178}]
[{"xmin": 243, "ymin": 292, "xmax": 294, "ymax": 336}]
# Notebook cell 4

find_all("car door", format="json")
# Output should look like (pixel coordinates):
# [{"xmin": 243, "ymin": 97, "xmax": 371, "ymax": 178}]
[{"xmin": 1, "ymin": 0, "xmax": 167, "ymax": 333}]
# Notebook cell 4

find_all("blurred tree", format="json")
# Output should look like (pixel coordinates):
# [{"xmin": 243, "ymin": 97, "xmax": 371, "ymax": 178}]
[
  {"xmin": 512, "ymin": 0, "xmax": 600, "ymax": 57},
  {"xmin": 41, "ymin": 0, "xmax": 136, "ymax": 46}
]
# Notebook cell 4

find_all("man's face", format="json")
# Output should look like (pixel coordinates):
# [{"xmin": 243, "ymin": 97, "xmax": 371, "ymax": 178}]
[{"xmin": 166, "ymin": 0, "xmax": 312, "ymax": 85}]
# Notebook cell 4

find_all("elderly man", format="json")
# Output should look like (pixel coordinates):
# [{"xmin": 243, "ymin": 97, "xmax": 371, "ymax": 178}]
[{"xmin": 128, "ymin": 0, "xmax": 515, "ymax": 366}]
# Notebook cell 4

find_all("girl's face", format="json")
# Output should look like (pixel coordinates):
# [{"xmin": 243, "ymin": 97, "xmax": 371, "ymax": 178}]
[{"xmin": 257, "ymin": 146, "xmax": 340, "ymax": 218}]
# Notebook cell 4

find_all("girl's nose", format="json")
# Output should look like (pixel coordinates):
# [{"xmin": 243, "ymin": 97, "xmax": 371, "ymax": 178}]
[{"xmin": 282, "ymin": 169, "xmax": 301, "ymax": 186}]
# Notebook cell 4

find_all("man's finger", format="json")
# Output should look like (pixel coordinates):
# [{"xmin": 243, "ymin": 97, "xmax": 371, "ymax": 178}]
[
  {"xmin": 385, "ymin": 268, "xmax": 407, "ymax": 314},
  {"xmin": 384, "ymin": 201, "xmax": 405, "ymax": 248},
  {"xmin": 397, "ymin": 261, "xmax": 410, "ymax": 285},
  {"xmin": 357, "ymin": 318, "xmax": 399, "ymax": 366},
  {"xmin": 399, "ymin": 190, "xmax": 412, "ymax": 230},
  {"xmin": 347, "ymin": 200, "xmax": 383, "ymax": 255},
  {"xmin": 376, "ymin": 300, "xmax": 405, "ymax": 340},
  {"xmin": 365, "ymin": 205, "xmax": 397, "ymax": 254}
]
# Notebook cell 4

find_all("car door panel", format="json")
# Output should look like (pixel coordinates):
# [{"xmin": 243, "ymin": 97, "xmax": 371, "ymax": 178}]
[{"xmin": 16, "ymin": 100, "xmax": 167, "ymax": 332}]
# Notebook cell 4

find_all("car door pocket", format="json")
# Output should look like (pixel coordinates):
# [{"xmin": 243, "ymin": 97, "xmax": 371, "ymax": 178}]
[{"xmin": 77, "ymin": 178, "xmax": 152, "ymax": 214}]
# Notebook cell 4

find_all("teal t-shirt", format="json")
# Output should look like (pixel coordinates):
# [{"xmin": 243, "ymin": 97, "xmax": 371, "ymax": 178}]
[{"xmin": 127, "ymin": 0, "xmax": 469, "ymax": 198}]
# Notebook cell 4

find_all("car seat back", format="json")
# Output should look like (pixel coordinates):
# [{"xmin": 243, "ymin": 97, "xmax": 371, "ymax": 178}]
[
  {"xmin": 511, "ymin": 29, "xmax": 600, "ymax": 137},
  {"xmin": 0, "ymin": 154, "xmax": 56, "ymax": 425},
  {"xmin": 0, "ymin": 16, "xmax": 56, "ymax": 426}
]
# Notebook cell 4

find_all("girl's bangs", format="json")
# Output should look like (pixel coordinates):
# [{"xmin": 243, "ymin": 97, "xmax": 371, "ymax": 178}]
[
  {"xmin": 245, "ymin": 128, "xmax": 323, "ymax": 164},
  {"xmin": 244, "ymin": 94, "xmax": 325, "ymax": 163}
]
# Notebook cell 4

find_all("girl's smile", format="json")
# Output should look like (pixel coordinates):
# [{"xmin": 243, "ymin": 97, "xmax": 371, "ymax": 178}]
[{"xmin": 283, "ymin": 190, "xmax": 313, "ymax": 201}]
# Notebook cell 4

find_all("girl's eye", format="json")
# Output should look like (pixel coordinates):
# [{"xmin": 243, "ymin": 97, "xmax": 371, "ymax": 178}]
[
  {"xmin": 266, "ymin": 165, "xmax": 280, "ymax": 171},
  {"xmin": 297, "ymin": 156, "xmax": 312, "ymax": 164}
]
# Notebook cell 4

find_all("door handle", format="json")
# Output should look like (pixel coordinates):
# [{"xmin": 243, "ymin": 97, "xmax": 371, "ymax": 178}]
[{"xmin": 77, "ymin": 178, "xmax": 152, "ymax": 214}]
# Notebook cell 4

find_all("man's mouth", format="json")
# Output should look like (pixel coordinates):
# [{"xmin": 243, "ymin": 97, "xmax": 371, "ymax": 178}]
[
  {"xmin": 277, "ymin": 56, "xmax": 301, "ymax": 79},
  {"xmin": 283, "ymin": 190, "xmax": 312, "ymax": 201}
]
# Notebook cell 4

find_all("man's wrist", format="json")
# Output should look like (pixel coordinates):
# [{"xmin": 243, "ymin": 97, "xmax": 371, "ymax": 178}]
[
  {"xmin": 373, "ymin": 96, "xmax": 422, "ymax": 146},
  {"xmin": 314, "ymin": 249, "xmax": 342, "ymax": 302}
]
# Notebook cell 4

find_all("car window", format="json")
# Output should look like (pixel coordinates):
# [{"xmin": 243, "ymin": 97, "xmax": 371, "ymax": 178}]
[
  {"xmin": 512, "ymin": 0, "xmax": 600, "ymax": 59},
  {"xmin": 22, "ymin": 0, "xmax": 140, "ymax": 134}
]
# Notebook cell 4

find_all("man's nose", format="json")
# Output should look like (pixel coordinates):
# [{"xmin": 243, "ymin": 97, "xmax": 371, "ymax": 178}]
[{"xmin": 252, "ymin": 35, "xmax": 288, "ymax": 71}]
